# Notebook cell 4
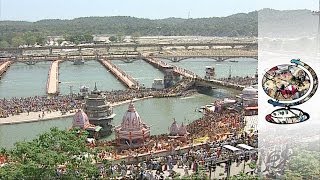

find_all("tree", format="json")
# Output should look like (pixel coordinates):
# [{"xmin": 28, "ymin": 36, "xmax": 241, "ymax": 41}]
[
  {"xmin": 285, "ymin": 150, "xmax": 320, "ymax": 179},
  {"xmin": 83, "ymin": 34, "xmax": 93, "ymax": 43},
  {"xmin": 23, "ymin": 32, "xmax": 37, "ymax": 46},
  {"xmin": 11, "ymin": 36, "xmax": 26, "ymax": 47},
  {"xmin": 0, "ymin": 128, "xmax": 100, "ymax": 179},
  {"xmin": 0, "ymin": 40, "xmax": 10, "ymax": 48},
  {"xmin": 131, "ymin": 32, "xmax": 141, "ymax": 43},
  {"xmin": 109, "ymin": 36, "xmax": 117, "ymax": 42}
]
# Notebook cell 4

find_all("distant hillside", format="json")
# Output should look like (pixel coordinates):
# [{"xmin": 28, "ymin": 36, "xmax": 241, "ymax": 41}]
[
  {"xmin": 0, "ymin": 12, "xmax": 258, "ymax": 37},
  {"xmin": 1, "ymin": 9, "xmax": 318, "ymax": 48},
  {"xmin": 259, "ymin": 8, "xmax": 318, "ymax": 37}
]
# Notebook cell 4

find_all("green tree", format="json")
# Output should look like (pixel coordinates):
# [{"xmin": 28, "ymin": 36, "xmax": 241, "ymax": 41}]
[
  {"xmin": 11, "ymin": 36, "xmax": 26, "ymax": 47},
  {"xmin": 83, "ymin": 34, "xmax": 93, "ymax": 43},
  {"xmin": 0, "ymin": 128, "xmax": 100, "ymax": 179},
  {"xmin": 0, "ymin": 40, "xmax": 10, "ymax": 48},
  {"xmin": 285, "ymin": 150, "xmax": 320, "ymax": 179},
  {"xmin": 23, "ymin": 32, "xmax": 37, "ymax": 45},
  {"xmin": 109, "ymin": 36, "xmax": 117, "ymax": 42}
]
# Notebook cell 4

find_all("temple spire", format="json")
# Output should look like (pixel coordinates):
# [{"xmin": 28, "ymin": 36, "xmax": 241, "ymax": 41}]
[{"xmin": 94, "ymin": 82, "xmax": 97, "ymax": 91}]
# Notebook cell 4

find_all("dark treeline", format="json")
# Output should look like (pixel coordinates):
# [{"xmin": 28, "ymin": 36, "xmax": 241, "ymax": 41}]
[
  {"xmin": 0, "ymin": 11, "xmax": 258, "ymax": 48},
  {"xmin": 0, "ymin": 11, "xmax": 258, "ymax": 36}
]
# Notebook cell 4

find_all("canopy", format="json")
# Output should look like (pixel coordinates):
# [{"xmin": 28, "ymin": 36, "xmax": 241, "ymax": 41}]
[
  {"xmin": 193, "ymin": 136, "xmax": 209, "ymax": 144},
  {"xmin": 223, "ymin": 145, "xmax": 241, "ymax": 152},
  {"xmin": 237, "ymin": 144, "xmax": 254, "ymax": 151}
]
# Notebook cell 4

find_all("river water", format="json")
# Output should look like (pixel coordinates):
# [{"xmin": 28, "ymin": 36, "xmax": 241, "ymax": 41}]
[{"xmin": 0, "ymin": 58, "xmax": 257, "ymax": 148}]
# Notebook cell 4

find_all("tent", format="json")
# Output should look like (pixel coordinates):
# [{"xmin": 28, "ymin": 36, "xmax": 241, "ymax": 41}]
[
  {"xmin": 236, "ymin": 144, "xmax": 255, "ymax": 151},
  {"xmin": 222, "ymin": 145, "xmax": 241, "ymax": 152}
]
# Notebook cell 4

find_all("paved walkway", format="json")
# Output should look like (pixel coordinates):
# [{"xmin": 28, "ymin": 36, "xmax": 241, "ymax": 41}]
[
  {"xmin": 47, "ymin": 60, "xmax": 61, "ymax": 95},
  {"xmin": 0, "ymin": 111, "xmax": 74, "ymax": 125},
  {"xmin": 99, "ymin": 59, "xmax": 139, "ymax": 89},
  {"xmin": 143, "ymin": 57, "xmax": 196, "ymax": 78},
  {"xmin": 0, "ymin": 61, "xmax": 13, "ymax": 77}
]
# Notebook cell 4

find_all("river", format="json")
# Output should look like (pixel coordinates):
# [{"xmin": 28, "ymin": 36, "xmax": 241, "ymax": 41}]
[{"xmin": 0, "ymin": 58, "xmax": 256, "ymax": 148}]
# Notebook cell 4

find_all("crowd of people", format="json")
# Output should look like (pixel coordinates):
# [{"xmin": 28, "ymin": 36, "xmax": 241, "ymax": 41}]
[
  {"xmin": 0, "ymin": 95, "xmax": 82, "ymax": 118},
  {"xmin": 218, "ymin": 76, "xmax": 257, "ymax": 86},
  {"xmin": 93, "ymin": 108, "xmax": 258, "ymax": 179},
  {"xmin": 0, "ymin": 78, "xmax": 196, "ymax": 119},
  {"xmin": 187, "ymin": 110, "xmax": 245, "ymax": 141}
]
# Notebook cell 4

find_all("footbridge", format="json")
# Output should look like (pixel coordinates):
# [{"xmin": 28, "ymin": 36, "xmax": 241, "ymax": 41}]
[
  {"xmin": 0, "ymin": 61, "xmax": 13, "ymax": 79},
  {"xmin": 194, "ymin": 78, "xmax": 245, "ymax": 91},
  {"xmin": 3, "ymin": 53, "xmax": 143, "ymax": 64},
  {"xmin": 143, "ymin": 57, "xmax": 245, "ymax": 90},
  {"xmin": 98, "ymin": 59, "xmax": 139, "ymax": 89},
  {"xmin": 47, "ymin": 60, "xmax": 61, "ymax": 95},
  {"xmin": 155, "ymin": 49, "xmax": 258, "ymax": 62},
  {"xmin": 142, "ymin": 57, "xmax": 197, "ymax": 78},
  {"xmin": 0, "ymin": 40, "xmax": 257, "ymax": 56}
]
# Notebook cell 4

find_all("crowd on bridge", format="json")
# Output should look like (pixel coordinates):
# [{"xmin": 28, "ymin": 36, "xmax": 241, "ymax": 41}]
[
  {"xmin": 93, "ymin": 108, "xmax": 257, "ymax": 179},
  {"xmin": 218, "ymin": 76, "xmax": 257, "ymax": 86}
]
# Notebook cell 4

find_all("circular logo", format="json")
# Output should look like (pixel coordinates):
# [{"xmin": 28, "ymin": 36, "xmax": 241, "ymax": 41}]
[{"xmin": 262, "ymin": 59, "xmax": 318, "ymax": 124}]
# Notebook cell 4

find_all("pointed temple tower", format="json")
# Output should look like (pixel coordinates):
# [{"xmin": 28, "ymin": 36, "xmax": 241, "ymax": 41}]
[
  {"xmin": 83, "ymin": 83, "xmax": 115, "ymax": 137},
  {"xmin": 115, "ymin": 101, "xmax": 151, "ymax": 150}
]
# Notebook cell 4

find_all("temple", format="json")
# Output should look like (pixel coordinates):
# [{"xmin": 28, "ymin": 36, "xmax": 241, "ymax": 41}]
[
  {"xmin": 83, "ymin": 84, "xmax": 116, "ymax": 137},
  {"xmin": 169, "ymin": 119, "xmax": 189, "ymax": 140},
  {"xmin": 115, "ymin": 102, "xmax": 150, "ymax": 150},
  {"xmin": 72, "ymin": 109, "xmax": 102, "ymax": 138}
]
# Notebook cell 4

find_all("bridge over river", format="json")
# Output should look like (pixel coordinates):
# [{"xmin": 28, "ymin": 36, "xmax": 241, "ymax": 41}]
[
  {"xmin": 0, "ymin": 48, "xmax": 255, "ymax": 95},
  {"xmin": 0, "ymin": 48, "xmax": 257, "ymax": 65},
  {"xmin": 143, "ymin": 57, "xmax": 245, "ymax": 90},
  {"xmin": 155, "ymin": 49, "xmax": 257, "ymax": 62},
  {"xmin": 0, "ymin": 40, "xmax": 257, "ymax": 56}
]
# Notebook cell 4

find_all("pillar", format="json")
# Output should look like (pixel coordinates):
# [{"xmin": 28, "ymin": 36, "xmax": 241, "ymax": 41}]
[{"xmin": 49, "ymin": 48, "xmax": 53, "ymax": 55}]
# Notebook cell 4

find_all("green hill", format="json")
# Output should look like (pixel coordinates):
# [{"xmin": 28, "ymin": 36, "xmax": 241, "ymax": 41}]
[{"xmin": 0, "ymin": 12, "xmax": 258, "ymax": 37}]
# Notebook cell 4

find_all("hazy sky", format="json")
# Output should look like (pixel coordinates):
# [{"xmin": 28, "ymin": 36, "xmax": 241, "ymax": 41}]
[{"xmin": 0, "ymin": 0, "xmax": 318, "ymax": 21}]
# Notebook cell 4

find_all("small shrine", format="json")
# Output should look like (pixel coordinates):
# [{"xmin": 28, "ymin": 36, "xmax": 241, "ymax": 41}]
[
  {"xmin": 169, "ymin": 119, "xmax": 189, "ymax": 140},
  {"xmin": 115, "ymin": 102, "xmax": 150, "ymax": 150},
  {"xmin": 72, "ymin": 109, "xmax": 102, "ymax": 138}
]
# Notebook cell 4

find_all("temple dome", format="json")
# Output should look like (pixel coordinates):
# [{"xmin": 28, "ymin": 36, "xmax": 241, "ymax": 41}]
[
  {"xmin": 73, "ymin": 109, "xmax": 90, "ymax": 128},
  {"xmin": 178, "ymin": 122, "xmax": 188, "ymax": 136},
  {"xmin": 169, "ymin": 119, "xmax": 179, "ymax": 136},
  {"xmin": 121, "ymin": 102, "xmax": 144, "ymax": 131}
]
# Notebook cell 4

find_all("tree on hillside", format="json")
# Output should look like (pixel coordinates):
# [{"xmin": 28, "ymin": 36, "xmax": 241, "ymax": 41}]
[
  {"xmin": 23, "ymin": 32, "xmax": 38, "ymax": 46},
  {"xmin": 0, "ymin": 40, "xmax": 10, "ymax": 48},
  {"xmin": 285, "ymin": 150, "xmax": 320, "ymax": 179},
  {"xmin": 11, "ymin": 36, "xmax": 26, "ymax": 47}
]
